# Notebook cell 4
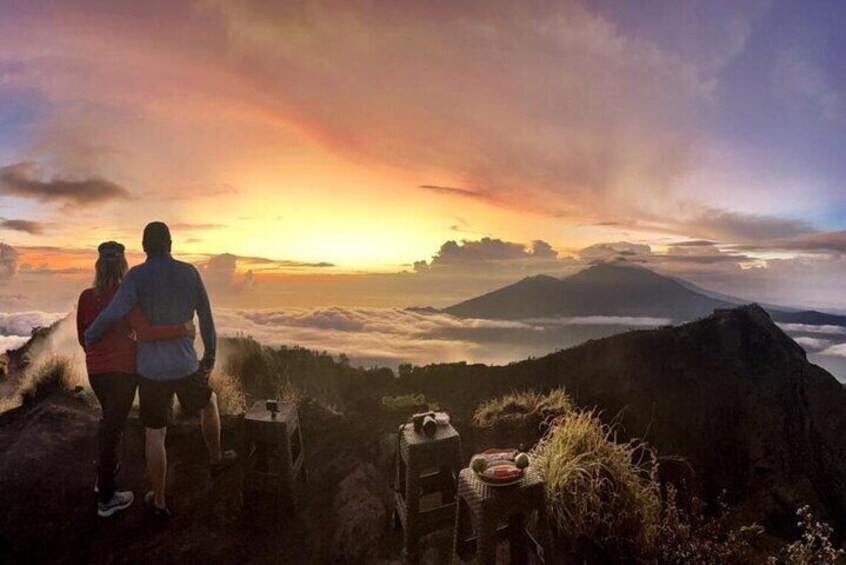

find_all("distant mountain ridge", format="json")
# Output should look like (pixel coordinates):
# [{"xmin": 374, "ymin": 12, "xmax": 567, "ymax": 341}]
[{"xmin": 443, "ymin": 263, "xmax": 846, "ymax": 327}]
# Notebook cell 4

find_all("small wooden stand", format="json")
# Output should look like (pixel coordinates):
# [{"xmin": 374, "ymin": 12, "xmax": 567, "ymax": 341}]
[
  {"xmin": 452, "ymin": 468, "xmax": 555, "ymax": 564},
  {"xmin": 394, "ymin": 422, "xmax": 463, "ymax": 564},
  {"xmin": 242, "ymin": 400, "xmax": 306, "ymax": 514}
]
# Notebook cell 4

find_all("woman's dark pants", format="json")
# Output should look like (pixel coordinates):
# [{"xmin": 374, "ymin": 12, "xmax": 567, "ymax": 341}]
[{"xmin": 88, "ymin": 372, "xmax": 138, "ymax": 504}]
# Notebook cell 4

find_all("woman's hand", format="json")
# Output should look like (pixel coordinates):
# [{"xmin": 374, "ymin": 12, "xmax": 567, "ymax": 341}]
[{"xmin": 184, "ymin": 321, "xmax": 197, "ymax": 337}]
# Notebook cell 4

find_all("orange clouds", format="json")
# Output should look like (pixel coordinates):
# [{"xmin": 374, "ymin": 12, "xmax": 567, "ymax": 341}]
[
  {"xmin": 0, "ymin": 0, "xmax": 841, "ymax": 312},
  {"xmin": 0, "ymin": 0, "xmax": 715, "ymax": 249}
]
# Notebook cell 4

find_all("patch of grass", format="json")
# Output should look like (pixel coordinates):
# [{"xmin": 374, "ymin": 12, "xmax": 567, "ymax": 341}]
[
  {"xmin": 381, "ymin": 393, "xmax": 427, "ymax": 410},
  {"xmin": 531, "ymin": 409, "xmax": 770, "ymax": 563},
  {"xmin": 473, "ymin": 388, "xmax": 572, "ymax": 428},
  {"xmin": 530, "ymin": 409, "xmax": 660, "ymax": 561},
  {"xmin": 209, "ymin": 370, "xmax": 247, "ymax": 416},
  {"xmin": 18, "ymin": 355, "xmax": 82, "ymax": 404},
  {"xmin": 0, "ymin": 395, "xmax": 20, "ymax": 414},
  {"xmin": 277, "ymin": 378, "xmax": 304, "ymax": 405}
]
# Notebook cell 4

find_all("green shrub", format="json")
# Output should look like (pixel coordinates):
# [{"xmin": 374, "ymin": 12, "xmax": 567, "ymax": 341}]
[
  {"xmin": 381, "ymin": 393, "xmax": 427, "ymax": 410},
  {"xmin": 219, "ymin": 336, "xmax": 395, "ymax": 410}
]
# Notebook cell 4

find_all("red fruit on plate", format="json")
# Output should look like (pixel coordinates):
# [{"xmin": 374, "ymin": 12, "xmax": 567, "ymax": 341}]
[{"xmin": 480, "ymin": 461, "xmax": 523, "ymax": 483}]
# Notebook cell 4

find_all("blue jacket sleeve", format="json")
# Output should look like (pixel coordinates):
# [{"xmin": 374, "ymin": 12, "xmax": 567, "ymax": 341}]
[
  {"xmin": 195, "ymin": 268, "xmax": 216, "ymax": 365},
  {"xmin": 83, "ymin": 271, "xmax": 139, "ymax": 346}
]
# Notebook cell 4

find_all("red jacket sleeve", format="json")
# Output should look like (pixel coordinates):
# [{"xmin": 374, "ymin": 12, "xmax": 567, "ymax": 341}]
[
  {"xmin": 126, "ymin": 307, "xmax": 190, "ymax": 342},
  {"xmin": 76, "ymin": 292, "xmax": 88, "ymax": 347}
]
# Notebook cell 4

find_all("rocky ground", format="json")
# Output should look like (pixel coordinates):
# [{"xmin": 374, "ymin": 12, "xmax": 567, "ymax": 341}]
[{"xmin": 0, "ymin": 389, "xmax": 461, "ymax": 565}]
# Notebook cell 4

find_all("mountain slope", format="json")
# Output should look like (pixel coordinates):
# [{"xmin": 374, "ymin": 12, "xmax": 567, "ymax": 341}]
[
  {"xmin": 401, "ymin": 304, "xmax": 846, "ymax": 534},
  {"xmin": 444, "ymin": 263, "xmax": 846, "ymax": 327},
  {"xmin": 444, "ymin": 263, "xmax": 736, "ymax": 320}
]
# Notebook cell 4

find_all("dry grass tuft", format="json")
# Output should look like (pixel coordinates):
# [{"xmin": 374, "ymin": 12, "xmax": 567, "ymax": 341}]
[
  {"xmin": 473, "ymin": 388, "xmax": 572, "ymax": 428},
  {"xmin": 209, "ymin": 370, "xmax": 247, "ymax": 416},
  {"xmin": 17, "ymin": 355, "xmax": 83, "ymax": 404},
  {"xmin": 0, "ymin": 394, "xmax": 21, "ymax": 414},
  {"xmin": 530, "ymin": 409, "xmax": 660, "ymax": 561},
  {"xmin": 277, "ymin": 378, "xmax": 304, "ymax": 405}
]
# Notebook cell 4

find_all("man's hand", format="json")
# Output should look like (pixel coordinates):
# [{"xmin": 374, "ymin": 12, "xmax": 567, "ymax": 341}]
[{"xmin": 199, "ymin": 358, "xmax": 214, "ymax": 383}]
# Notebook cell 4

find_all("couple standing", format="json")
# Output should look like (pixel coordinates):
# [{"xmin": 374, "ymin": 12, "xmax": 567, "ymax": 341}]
[{"xmin": 77, "ymin": 221, "xmax": 237, "ymax": 520}]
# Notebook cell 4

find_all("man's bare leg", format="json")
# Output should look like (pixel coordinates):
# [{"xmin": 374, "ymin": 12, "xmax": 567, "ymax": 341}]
[
  {"xmin": 200, "ymin": 392, "xmax": 222, "ymax": 464},
  {"xmin": 146, "ymin": 427, "xmax": 167, "ymax": 508}
]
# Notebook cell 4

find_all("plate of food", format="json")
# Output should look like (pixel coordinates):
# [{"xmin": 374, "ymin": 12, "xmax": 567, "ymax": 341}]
[{"xmin": 470, "ymin": 449, "xmax": 531, "ymax": 486}]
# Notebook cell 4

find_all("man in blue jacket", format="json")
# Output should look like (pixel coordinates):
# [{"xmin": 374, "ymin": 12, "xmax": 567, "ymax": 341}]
[{"xmin": 85, "ymin": 221, "xmax": 237, "ymax": 520}]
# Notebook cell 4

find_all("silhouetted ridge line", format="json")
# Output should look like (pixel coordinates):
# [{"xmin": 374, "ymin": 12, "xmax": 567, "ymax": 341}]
[{"xmin": 443, "ymin": 263, "xmax": 846, "ymax": 327}]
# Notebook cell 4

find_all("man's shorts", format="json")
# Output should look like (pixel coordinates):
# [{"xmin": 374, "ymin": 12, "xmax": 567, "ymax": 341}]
[{"xmin": 138, "ymin": 371, "xmax": 213, "ymax": 429}]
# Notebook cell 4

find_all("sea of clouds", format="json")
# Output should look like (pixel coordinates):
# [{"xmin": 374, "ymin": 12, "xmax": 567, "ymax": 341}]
[
  {"xmin": 212, "ymin": 309, "xmax": 846, "ymax": 377},
  {"xmin": 0, "ymin": 311, "xmax": 66, "ymax": 355},
  {"xmin": 2, "ymin": 309, "xmax": 846, "ymax": 381},
  {"xmin": 213, "ymin": 308, "xmax": 549, "ymax": 368},
  {"xmin": 776, "ymin": 323, "xmax": 846, "ymax": 359}
]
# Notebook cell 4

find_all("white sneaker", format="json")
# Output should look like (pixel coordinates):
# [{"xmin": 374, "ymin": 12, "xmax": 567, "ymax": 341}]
[{"xmin": 97, "ymin": 491, "xmax": 134, "ymax": 517}]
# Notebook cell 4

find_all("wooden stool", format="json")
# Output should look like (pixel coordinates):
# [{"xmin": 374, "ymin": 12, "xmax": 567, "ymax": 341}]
[
  {"xmin": 452, "ymin": 468, "xmax": 555, "ymax": 565},
  {"xmin": 394, "ymin": 422, "xmax": 463, "ymax": 564},
  {"xmin": 242, "ymin": 400, "xmax": 307, "ymax": 514}
]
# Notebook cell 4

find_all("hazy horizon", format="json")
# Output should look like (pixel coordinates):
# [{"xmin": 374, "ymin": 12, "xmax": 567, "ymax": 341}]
[{"xmin": 4, "ymin": 295, "xmax": 846, "ymax": 382}]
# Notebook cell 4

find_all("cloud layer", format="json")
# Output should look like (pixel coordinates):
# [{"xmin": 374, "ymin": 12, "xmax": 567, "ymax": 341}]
[
  {"xmin": 0, "ymin": 219, "xmax": 44, "ymax": 235},
  {"xmin": 0, "ymin": 310, "xmax": 65, "ymax": 354},
  {"xmin": 215, "ymin": 307, "xmax": 542, "ymax": 367},
  {"xmin": 0, "ymin": 311, "xmax": 64, "ymax": 338},
  {"xmin": 0, "ymin": 304, "xmax": 840, "ymax": 387},
  {"xmin": 213, "ymin": 308, "xmax": 704, "ymax": 369}
]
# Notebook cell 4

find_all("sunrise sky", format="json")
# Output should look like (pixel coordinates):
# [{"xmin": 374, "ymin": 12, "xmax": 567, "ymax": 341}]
[{"xmin": 0, "ymin": 0, "xmax": 844, "ymax": 312}]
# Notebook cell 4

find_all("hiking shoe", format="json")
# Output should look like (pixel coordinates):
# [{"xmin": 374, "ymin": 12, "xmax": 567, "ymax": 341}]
[
  {"xmin": 210, "ymin": 450, "xmax": 239, "ymax": 478},
  {"xmin": 144, "ymin": 491, "xmax": 173, "ymax": 522},
  {"xmin": 97, "ymin": 491, "xmax": 134, "ymax": 518}
]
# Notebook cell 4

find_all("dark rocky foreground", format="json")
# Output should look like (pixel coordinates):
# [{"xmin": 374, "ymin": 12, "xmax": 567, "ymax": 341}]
[
  {"xmin": 0, "ymin": 390, "xmax": 449, "ymax": 565},
  {"xmin": 3, "ymin": 304, "xmax": 846, "ymax": 563}
]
